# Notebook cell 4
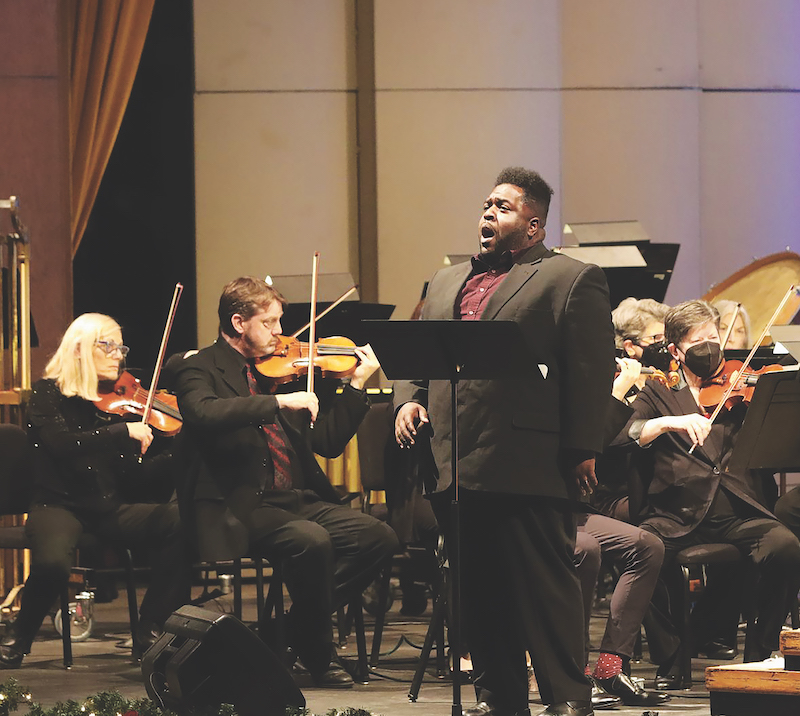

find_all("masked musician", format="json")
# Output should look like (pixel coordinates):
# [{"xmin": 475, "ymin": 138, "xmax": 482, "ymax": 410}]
[
  {"xmin": 615, "ymin": 299, "xmax": 800, "ymax": 687},
  {"xmin": 173, "ymin": 277, "xmax": 398, "ymax": 688},
  {"xmin": 395, "ymin": 167, "xmax": 615, "ymax": 716},
  {"xmin": 0, "ymin": 313, "xmax": 191, "ymax": 668}
]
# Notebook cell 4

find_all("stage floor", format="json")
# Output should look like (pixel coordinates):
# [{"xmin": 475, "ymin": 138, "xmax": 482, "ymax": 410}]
[{"xmin": 0, "ymin": 581, "xmax": 736, "ymax": 715}]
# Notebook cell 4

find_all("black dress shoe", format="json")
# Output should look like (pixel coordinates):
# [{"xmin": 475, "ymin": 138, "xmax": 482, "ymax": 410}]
[
  {"xmin": 310, "ymin": 660, "xmax": 354, "ymax": 688},
  {"xmin": 462, "ymin": 702, "xmax": 530, "ymax": 716},
  {"xmin": 587, "ymin": 676, "xmax": 621, "ymax": 710},
  {"xmin": 132, "ymin": 622, "xmax": 162, "ymax": 660},
  {"xmin": 535, "ymin": 702, "xmax": 593, "ymax": 716},
  {"xmin": 0, "ymin": 643, "xmax": 23, "ymax": 669},
  {"xmin": 653, "ymin": 671, "xmax": 689, "ymax": 690},
  {"xmin": 0, "ymin": 627, "xmax": 28, "ymax": 669},
  {"xmin": 596, "ymin": 672, "xmax": 670, "ymax": 706},
  {"xmin": 693, "ymin": 640, "xmax": 737, "ymax": 660}
]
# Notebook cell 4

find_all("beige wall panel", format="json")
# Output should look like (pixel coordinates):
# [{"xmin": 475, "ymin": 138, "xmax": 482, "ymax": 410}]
[
  {"xmin": 374, "ymin": 0, "xmax": 560, "ymax": 90},
  {"xmin": 699, "ymin": 0, "xmax": 800, "ymax": 90},
  {"xmin": 700, "ymin": 92, "xmax": 800, "ymax": 296},
  {"xmin": 195, "ymin": 92, "xmax": 356, "ymax": 344},
  {"xmin": 562, "ymin": 0, "xmax": 699, "ymax": 88},
  {"xmin": 194, "ymin": 0, "xmax": 355, "ymax": 92},
  {"xmin": 562, "ymin": 89, "xmax": 701, "ymax": 305},
  {"xmin": 376, "ymin": 90, "xmax": 562, "ymax": 322}
]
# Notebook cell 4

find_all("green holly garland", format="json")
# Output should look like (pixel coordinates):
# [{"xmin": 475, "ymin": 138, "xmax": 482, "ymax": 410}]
[{"xmin": 0, "ymin": 680, "xmax": 377, "ymax": 716}]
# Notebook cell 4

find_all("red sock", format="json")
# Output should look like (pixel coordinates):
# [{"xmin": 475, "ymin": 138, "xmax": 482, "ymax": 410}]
[
  {"xmin": 593, "ymin": 652, "xmax": 623, "ymax": 679},
  {"xmin": 585, "ymin": 664, "xmax": 592, "ymax": 676}
]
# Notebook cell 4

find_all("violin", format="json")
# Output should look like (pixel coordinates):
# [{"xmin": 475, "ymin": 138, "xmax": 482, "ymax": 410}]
[
  {"xmin": 698, "ymin": 359, "xmax": 787, "ymax": 412},
  {"xmin": 94, "ymin": 370, "xmax": 183, "ymax": 436},
  {"xmin": 254, "ymin": 335, "xmax": 360, "ymax": 388}
]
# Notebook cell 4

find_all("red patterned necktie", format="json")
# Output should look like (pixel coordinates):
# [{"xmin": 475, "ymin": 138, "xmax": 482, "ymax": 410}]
[{"xmin": 245, "ymin": 363, "xmax": 293, "ymax": 490}]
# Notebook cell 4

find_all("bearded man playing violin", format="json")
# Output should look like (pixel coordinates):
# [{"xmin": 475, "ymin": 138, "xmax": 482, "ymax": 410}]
[
  {"xmin": 0, "ymin": 313, "xmax": 191, "ymax": 668},
  {"xmin": 173, "ymin": 276, "xmax": 398, "ymax": 688},
  {"xmin": 614, "ymin": 299, "xmax": 800, "ymax": 684}
]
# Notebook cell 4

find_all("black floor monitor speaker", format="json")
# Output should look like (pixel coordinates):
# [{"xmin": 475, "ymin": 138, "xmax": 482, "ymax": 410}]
[{"xmin": 142, "ymin": 605, "xmax": 305, "ymax": 716}]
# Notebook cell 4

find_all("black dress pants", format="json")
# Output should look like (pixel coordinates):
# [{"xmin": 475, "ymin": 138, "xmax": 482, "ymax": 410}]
[
  {"xmin": 244, "ymin": 489, "xmax": 399, "ymax": 674},
  {"xmin": 643, "ymin": 511, "xmax": 800, "ymax": 661},
  {"xmin": 18, "ymin": 501, "xmax": 191, "ymax": 649},
  {"xmin": 432, "ymin": 488, "xmax": 591, "ymax": 712}
]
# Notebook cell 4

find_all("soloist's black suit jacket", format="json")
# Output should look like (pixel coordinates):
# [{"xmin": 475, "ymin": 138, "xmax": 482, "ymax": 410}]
[{"xmin": 394, "ymin": 242, "xmax": 615, "ymax": 499}]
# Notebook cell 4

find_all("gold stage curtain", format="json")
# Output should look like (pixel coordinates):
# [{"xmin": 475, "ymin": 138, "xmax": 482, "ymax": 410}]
[{"xmin": 68, "ymin": 0, "xmax": 155, "ymax": 255}]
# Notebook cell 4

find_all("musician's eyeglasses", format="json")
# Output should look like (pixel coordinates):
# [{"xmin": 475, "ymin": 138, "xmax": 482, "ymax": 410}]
[
  {"xmin": 95, "ymin": 340, "xmax": 130, "ymax": 357},
  {"xmin": 636, "ymin": 333, "xmax": 665, "ymax": 347}
]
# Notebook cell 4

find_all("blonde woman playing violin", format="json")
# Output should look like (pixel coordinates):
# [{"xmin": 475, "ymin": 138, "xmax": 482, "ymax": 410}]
[{"xmin": 0, "ymin": 313, "xmax": 191, "ymax": 669}]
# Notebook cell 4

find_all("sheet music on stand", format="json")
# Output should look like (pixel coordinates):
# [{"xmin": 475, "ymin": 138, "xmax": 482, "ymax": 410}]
[{"xmin": 728, "ymin": 366, "xmax": 800, "ymax": 474}]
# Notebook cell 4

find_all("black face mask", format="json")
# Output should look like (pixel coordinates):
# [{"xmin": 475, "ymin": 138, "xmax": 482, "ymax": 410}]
[
  {"xmin": 640, "ymin": 341, "xmax": 673, "ymax": 373},
  {"xmin": 682, "ymin": 341, "xmax": 723, "ymax": 379}
]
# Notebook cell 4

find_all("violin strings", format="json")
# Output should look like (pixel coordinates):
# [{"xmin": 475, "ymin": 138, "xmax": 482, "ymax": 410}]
[{"xmin": 130, "ymin": 386, "xmax": 182, "ymax": 420}]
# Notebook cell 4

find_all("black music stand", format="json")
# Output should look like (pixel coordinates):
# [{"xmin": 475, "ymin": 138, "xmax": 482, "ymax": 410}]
[
  {"xmin": 728, "ymin": 368, "xmax": 800, "ymax": 474},
  {"xmin": 364, "ymin": 319, "xmax": 533, "ymax": 715}
]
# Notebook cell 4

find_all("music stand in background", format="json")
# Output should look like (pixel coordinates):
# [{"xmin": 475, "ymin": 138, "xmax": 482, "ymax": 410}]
[
  {"xmin": 728, "ymin": 367, "xmax": 800, "ymax": 476},
  {"xmin": 364, "ymin": 319, "xmax": 533, "ymax": 715},
  {"xmin": 268, "ymin": 272, "xmax": 395, "ymax": 346},
  {"xmin": 771, "ymin": 325, "xmax": 800, "ymax": 364}
]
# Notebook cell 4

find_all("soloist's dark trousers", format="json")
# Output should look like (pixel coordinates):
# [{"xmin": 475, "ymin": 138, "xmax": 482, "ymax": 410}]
[
  {"xmin": 245, "ymin": 489, "xmax": 398, "ymax": 674},
  {"xmin": 432, "ymin": 488, "xmax": 591, "ymax": 712}
]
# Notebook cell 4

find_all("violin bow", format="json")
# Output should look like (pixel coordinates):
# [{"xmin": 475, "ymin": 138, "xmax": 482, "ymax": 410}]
[
  {"xmin": 720, "ymin": 302, "xmax": 741, "ymax": 350},
  {"xmin": 689, "ymin": 285, "xmax": 797, "ymax": 454},
  {"xmin": 141, "ymin": 283, "xmax": 184, "ymax": 428},
  {"xmin": 290, "ymin": 284, "xmax": 358, "ymax": 339},
  {"xmin": 306, "ymin": 253, "xmax": 320, "ymax": 424}
]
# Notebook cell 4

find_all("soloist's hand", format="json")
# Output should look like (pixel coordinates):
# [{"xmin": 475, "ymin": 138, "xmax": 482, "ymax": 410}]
[{"xmin": 394, "ymin": 402, "xmax": 429, "ymax": 447}]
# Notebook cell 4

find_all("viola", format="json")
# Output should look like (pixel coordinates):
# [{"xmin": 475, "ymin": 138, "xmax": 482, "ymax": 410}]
[
  {"xmin": 253, "ymin": 335, "xmax": 360, "ymax": 387},
  {"xmin": 94, "ymin": 371, "xmax": 182, "ymax": 436},
  {"xmin": 698, "ymin": 359, "xmax": 786, "ymax": 412}
]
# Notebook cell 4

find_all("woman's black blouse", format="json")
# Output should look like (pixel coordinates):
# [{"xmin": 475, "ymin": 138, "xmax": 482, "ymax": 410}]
[{"xmin": 26, "ymin": 379, "xmax": 172, "ymax": 514}]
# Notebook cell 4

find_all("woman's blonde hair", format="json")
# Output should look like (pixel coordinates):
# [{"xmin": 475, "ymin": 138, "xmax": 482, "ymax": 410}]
[
  {"xmin": 712, "ymin": 299, "xmax": 752, "ymax": 348},
  {"xmin": 43, "ymin": 313, "xmax": 121, "ymax": 400}
]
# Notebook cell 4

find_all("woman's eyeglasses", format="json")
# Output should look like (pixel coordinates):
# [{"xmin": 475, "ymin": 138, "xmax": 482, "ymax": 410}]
[{"xmin": 95, "ymin": 340, "xmax": 130, "ymax": 357}]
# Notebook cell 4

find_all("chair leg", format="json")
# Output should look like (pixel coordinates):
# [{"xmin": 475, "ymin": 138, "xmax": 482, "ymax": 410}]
[
  {"xmin": 254, "ymin": 557, "xmax": 264, "ymax": 624},
  {"xmin": 270, "ymin": 564, "xmax": 286, "ymax": 657},
  {"xmin": 336, "ymin": 605, "xmax": 349, "ymax": 646},
  {"xmin": 369, "ymin": 560, "xmax": 393, "ymax": 667},
  {"xmin": 232, "ymin": 559, "xmax": 243, "ymax": 620},
  {"xmin": 351, "ymin": 595, "xmax": 369, "ymax": 684},
  {"xmin": 633, "ymin": 629, "xmax": 643, "ymax": 661},
  {"xmin": 122, "ymin": 549, "xmax": 138, "ymax": 656},
  {"xmin": 60, "ymin": 585, "xmax": 72, "ymax": 669},
  {"xmin": 792, "ymin": 597, "xmax": 800, "ymax": 630},
  {"xmin": 409, "ymin": 586, "xmax": 447, "ymax": 701},
  {"xmin": 680, "ymin": 564, "xmax": 693, "ymax": 688}
]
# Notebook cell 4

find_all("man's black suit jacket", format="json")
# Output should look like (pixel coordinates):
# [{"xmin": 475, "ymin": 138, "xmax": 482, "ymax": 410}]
[
  {"xmin": 394, "ymin": 242, "xmax": 615, "ymax": 500},
  {"xmin": 174, "ymin": 338, "xmax": 370, "ymax": 561}
]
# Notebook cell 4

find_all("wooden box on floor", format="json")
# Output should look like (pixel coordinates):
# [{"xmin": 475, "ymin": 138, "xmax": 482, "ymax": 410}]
[{"xmin": 705, "ymin": 629, "xmax": 800, "ymax": 716}]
